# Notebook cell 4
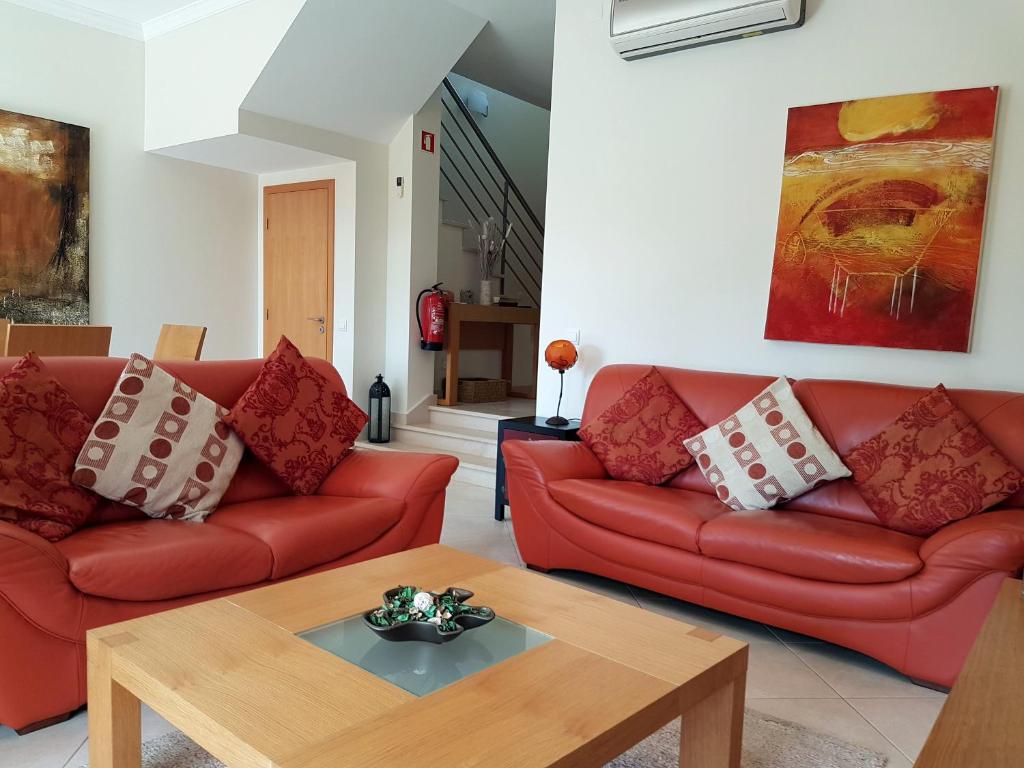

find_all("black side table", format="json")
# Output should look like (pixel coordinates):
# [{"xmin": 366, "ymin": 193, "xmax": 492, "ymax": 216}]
[{"xmin": 495, "ymin": 416, "xmax": 580, "ymax": 521}]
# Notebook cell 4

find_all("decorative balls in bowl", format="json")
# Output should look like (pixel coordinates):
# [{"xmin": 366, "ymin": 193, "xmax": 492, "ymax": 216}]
[{"xmin": 364, "ymin": 586, "xmax": 495, "ymax": 644}]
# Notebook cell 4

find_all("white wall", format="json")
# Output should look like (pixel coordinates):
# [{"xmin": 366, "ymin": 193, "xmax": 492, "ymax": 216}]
[
  {"xmin": 539, "ymin": 0, "xmax": 1024, "ymax": 418},
  {"xmin": 385, "ymin": 92, "xmax": 443, "ymax": 416},
  {"xmin": 240, "ymin": 111, "xmax": 389, "ymax": 402},
  {"xmin": 0, "ymin": 3, "xmax": 257, "ymax": 359},
  {"xmin": 256, "ymin": 163, "xmax": 357, "ymax": 388}
]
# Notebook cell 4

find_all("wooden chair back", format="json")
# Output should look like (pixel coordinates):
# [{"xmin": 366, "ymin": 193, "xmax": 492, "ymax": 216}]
[
  {"xmin": 4, "ymin": 324, "xmax": 112, "ymax": 357},
  {"xmin": 154, "ymin": 324, "xmax": 207, "ymax": 361}
]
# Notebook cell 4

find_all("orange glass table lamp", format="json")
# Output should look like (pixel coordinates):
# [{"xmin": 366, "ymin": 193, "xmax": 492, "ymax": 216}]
[{"xmin": 544, "ymin": 339, "xmax": 578, "ymax": 426}]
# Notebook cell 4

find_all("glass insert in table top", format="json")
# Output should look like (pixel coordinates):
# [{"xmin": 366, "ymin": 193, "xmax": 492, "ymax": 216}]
[{"xmin": 298, "ymin": 615, "xmax": 552, "ymax": 696}]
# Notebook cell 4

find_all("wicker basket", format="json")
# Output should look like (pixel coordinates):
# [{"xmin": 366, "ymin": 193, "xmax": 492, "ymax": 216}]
[{"xmin": 455, "ymin": 377, "xmax": 510, "ymax": 403}]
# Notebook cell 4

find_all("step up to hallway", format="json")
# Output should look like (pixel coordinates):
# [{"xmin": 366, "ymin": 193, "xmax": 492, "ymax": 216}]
[{"xmin": 356, "ymin": 400, "xmax": 535, "ymax": 489}]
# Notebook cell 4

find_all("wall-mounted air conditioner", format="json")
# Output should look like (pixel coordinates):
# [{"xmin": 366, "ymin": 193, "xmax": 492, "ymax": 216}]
[{"xmin": 610, "ymin": 0, "xmax": 806, "ymax": 60}]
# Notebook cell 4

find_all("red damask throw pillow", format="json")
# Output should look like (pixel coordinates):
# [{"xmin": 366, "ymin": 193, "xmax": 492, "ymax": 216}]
[
  {"xmin": 225, "ymin": 337, "xmax": 368, "ymax": 495},
  {"xmin": 0, "ymin": 353, "xmax": 98, "ymax": 541},
  {"xmin": 579, "ymin": 367, "xmax": 704, "ymax": 485},
  {"xmin": 843, "ymin": 385, "xmax": 1023, "ymax": 536}
]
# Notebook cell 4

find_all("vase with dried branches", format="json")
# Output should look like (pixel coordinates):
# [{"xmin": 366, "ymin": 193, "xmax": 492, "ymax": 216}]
[{"xmin": 470, "ymin": 216, "xmax": 512, "ymax": 305}]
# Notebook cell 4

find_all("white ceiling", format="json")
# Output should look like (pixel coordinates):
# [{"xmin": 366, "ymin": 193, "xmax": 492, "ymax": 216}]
[{"xmin": 46, "ymin": 0, "xmax": 199, "ymax": 23}]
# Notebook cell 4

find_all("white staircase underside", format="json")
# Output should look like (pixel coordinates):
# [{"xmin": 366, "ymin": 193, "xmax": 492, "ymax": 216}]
[
  {"xmin": 242, "ymin": 0, "xmax": 486, "ymax": 144},
  {"xmin": 145, "ymin": 0, "xmax": 487, "ymax": 166}
]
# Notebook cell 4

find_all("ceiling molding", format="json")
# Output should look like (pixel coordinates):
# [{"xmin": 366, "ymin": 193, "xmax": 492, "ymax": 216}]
[
  {"xmin": 3, "ymin": 0, "xmax": 145, "ymax": 39},
  {"xmin": 2, "ymin": 0, "xmax": 257, "ymax": 41},
  {"xmin": 142, "ymin": 0, "xmax": 254, "ymax": 39}
]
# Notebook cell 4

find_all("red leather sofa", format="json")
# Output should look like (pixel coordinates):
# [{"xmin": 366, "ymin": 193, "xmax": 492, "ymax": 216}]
[
  {"xmin": 503, "ymin": 364, "xmax": 1024, "ymax": 688},
  {"xmin": 0, "ymin": 357, "xmax": 458, "ymax": 732}
]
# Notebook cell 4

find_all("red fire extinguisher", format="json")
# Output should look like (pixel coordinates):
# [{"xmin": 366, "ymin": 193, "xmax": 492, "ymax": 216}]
[{"xmin": 416, "ymin": 282, "xmax": 452, "ymax": 351}]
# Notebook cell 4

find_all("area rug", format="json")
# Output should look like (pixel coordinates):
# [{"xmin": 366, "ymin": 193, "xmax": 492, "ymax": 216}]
[{"xmin": 86, "ymin": 710, "xmax": 887, "ymax": 767}]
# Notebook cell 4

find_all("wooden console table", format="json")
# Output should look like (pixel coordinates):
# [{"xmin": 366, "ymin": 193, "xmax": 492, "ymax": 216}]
[
  {"xmin": 439, "ymin": 303, "xmax": 540, "ymax": 407},
  {"xmin": 915, "ymin": 577, "xmax": 1023, "ymax": 766}
]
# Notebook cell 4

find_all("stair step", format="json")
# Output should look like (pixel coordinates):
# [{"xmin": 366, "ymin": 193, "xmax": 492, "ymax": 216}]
[
  {"xmin": 425, "ymin": 401, "xmax": 536, "ymax": 439},
  {"xmin": 393, "ymin": 422, "xmax": 497, "ymax": 459},
  {"xmin": 356, "ymin": 440, "xmax": 496, "ymax": 489}
]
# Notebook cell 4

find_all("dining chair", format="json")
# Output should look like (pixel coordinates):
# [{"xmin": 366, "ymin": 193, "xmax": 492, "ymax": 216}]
[
  {"xmin": 154, "ymin": 324, "xmax": 207, "ymax": 361},
  {"xmin": 4, "ymin": 324, "xmax": 112, "ymax": 357}
]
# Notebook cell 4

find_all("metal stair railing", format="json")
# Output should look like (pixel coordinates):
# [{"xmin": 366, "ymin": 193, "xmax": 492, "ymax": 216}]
[{"xmin": 439, "ymin": 77, "xmax": 544, "ymax": 306}]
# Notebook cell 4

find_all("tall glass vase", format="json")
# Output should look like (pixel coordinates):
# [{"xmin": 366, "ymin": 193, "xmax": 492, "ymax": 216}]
[{"xmin": 479, "ymin": 278, "xmax": 495, "ymax": 306}]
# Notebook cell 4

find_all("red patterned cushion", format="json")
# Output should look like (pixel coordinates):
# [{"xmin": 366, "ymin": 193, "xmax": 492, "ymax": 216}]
[
  {"xmin": 225, "ymin": 337, "xmax": 367, "ymax": 495},
  {"xmin": 579, "ymin": 367, "xmax": 704, "ymax": 485},
  {"xmin": 684, "ymin": 377, "xmax": 850, "ymax": 510},
  {"xmin": 0, "ymin": 353, "xmax": 98, "ymax": 541},
  {"xmin": 844, "ymin": 385, "xmax": 1023, "ymax": 536}
]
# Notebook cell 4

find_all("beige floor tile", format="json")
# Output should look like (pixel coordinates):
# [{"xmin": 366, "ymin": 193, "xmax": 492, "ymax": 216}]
[
  {"xmin": 0, "ymin": 709, "xmax": 87, "ymax": 768},
  {"xmin": 745, "ymin": 643, "xmax": 839, "ymax": 700},
  {"xmin": 789, "ymin": 643, "xmax": 946, "ymax": 699},
  {"xmin": 765, "ymin": 625, "xmax": 825, "ymax": 644},
  {"xmin": 633, "ymin": 592, "xmax": 780, "ymax": 646},
  {"xmin": 747, "ymin": 698, "xmax": 913, "ymax": 768},
  {"xmin": 63, "ymin": 704, "xmax": 177, "ymax": 768},
  {"xmin": 848, "ymin": 697, "xmax": 946, "ymax": 761},
  {"xmin": 543, "ymin": 570, "xmax": 640, "ymax": 606}
]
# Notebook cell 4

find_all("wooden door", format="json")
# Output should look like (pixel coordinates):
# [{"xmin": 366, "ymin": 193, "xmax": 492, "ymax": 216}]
[{"xmin": 263, "ymin": 180, "xmax": 334, "ymax": 359}]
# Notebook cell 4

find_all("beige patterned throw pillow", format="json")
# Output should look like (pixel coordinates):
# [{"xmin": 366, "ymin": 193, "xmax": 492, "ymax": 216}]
[
  {"xmin": 684, "ymin": 377, "xmax": 850, "ymax": 511},
  {"xmin": 72, "ymin": 354, "xmax": 243, "ymax": 521}
]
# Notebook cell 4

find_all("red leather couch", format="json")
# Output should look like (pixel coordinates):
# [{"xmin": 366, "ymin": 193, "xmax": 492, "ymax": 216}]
[
  {"xmin": 0, "ymin": 357, "xmax": 458, "ymax": 732},
  {"xmin": 503, "ymin": 364, "xmax": 1024, "ymax": 688}
]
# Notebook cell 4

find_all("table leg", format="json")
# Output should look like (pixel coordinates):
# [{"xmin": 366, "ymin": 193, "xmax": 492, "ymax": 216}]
[
  {"xmin": 679, "ymin": 671, "xmax": 745, "ymax": 768},
  {"xmin": 441, "ymin": 319, "xmax": 461, "ymax": 407},
  {"xmin": 88, "ymin": 635, "xmax": 141, "ymax": 768}
]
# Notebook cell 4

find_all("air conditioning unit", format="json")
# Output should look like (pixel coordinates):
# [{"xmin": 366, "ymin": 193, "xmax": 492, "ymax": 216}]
[{"xmin": 610, "ymin": 0, "xmax": 806, "ymax": 60}]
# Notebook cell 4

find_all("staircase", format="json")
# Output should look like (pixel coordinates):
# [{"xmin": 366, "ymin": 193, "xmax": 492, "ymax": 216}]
[
  {"xmin": 439, "ymin": 77, "xmax": 544, "ymax": 306},
  {"xmin": 358, "ymin": 405, "xmax": 504, "ymax": 488}
]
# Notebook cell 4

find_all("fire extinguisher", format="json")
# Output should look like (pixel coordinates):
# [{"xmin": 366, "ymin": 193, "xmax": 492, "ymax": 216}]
[{"xmin": 416, "ymin": 282, "xmax": 452, "ymax": 351}]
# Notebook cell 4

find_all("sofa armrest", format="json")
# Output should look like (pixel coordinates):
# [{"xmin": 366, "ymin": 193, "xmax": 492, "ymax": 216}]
[
  {"xmin": 0, "ymin": 522, "xmax": 81, "ymax": 641},
  {"xmin": 317, "ymin": 448, "xmax": 459, "ymax": 502},
  {"xmin": 920, "ymin": 508, "xmax": 1024, "ymax": 573},
  {"xmin": 501, "ymin": 440, "xmax": 607, "ymax": 485}
]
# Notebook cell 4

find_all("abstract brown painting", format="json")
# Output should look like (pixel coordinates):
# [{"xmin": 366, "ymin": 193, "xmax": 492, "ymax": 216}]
[
  {"xmin": 764, "ymin": 87, "xmax": 999, "ymax": 352},
  {"xmin": 0, "ymin": 109, "xmax": 89, "ymax": 324}
]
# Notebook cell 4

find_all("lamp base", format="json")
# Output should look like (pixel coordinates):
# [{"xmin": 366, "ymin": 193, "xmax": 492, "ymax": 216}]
[{"xmin": 545, "ymin": 415, "xmax": 570, "ymax": 427}]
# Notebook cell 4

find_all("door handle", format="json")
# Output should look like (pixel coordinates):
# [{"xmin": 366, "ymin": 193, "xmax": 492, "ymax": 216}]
[{"xmin": 307, "ymin": 316, "xmax": 326, "ymax": 324}]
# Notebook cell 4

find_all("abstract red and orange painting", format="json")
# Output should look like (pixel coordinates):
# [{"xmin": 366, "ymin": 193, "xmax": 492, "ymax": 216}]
[{"xmin": 764, "ymin": 87, "xmax": 999, "ymax": 352}]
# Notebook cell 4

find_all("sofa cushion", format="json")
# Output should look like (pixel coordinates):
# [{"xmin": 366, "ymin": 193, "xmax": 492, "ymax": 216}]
[
  {"xmin": 225, "ymin": 337, "xmax": 368, "ymax": 495},
  {"xmin": 578, "ymin": 367, "xmax": 705, "ymax": 485},
  {"xmin": 73, "ymin": 354, "xmax": 244, "ymax": 522},
  {"xmin": 698, "ymin": 509, "xmax": 924, "ymax": 584},
  {"xmin": 548, "ymin": 479, "xmax": 727, "ymax": 553},
  {"xmin": 685, "ymin": 377, "xmax": 850, "ymax": 510},
  {"xmin": 0, "ymin": 353, "xmax": 99, "ymax": 541},
  {"xmin": 843, "ymin": 384, "xmax": 1023, "ymax": 536},
  {"xmin": 207, "ymin": 496, "xmax": 404, "ymax": 578},
  {"xmin": 57, "ymin": 520, "xmax": 272, "ymax": 600}
]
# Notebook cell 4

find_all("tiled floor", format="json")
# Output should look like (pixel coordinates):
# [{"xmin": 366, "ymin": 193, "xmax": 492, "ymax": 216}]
[{"xmin": 0, "ymin": 481, "xmax": 943, "ymax": 768}]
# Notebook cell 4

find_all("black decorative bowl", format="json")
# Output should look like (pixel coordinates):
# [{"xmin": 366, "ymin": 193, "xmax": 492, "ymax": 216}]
[{"xmin": 363, "ymin": 586, "xmax": 495, "ymax": 644}]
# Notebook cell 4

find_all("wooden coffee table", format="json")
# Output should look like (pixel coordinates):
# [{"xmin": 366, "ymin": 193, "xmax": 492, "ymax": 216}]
[{"xmin": 88, "ymin": 545, "xmax": 748, "ymax": 768}]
